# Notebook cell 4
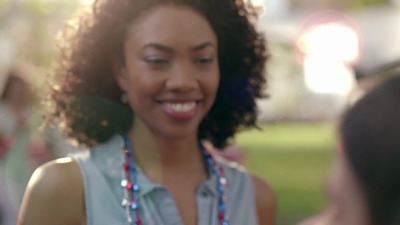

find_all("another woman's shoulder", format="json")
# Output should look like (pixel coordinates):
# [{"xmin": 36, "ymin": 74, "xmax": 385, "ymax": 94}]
[{"xmin": 19, "ymin": 158, "xmax": 85, "ymax": 225}]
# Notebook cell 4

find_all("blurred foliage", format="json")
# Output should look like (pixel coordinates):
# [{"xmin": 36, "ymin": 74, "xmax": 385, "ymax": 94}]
[
  {"xmin": 347, "ymin": 0, "xmax": 391, "ymax": 9},
  {"xmin": 236, "ymin": 123, "xmax": 337, "ymax": 225},
  {"xmin": 0, "ymin": 0, "xmax": 78, "ymax": 67}
]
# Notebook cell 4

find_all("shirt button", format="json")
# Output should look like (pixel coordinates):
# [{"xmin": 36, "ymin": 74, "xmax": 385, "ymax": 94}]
[{"xmin": 201, "ymin": 191, "xmax": 209, "ymax": 197}]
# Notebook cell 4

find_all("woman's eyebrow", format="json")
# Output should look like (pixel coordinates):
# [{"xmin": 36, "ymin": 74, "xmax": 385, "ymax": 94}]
[
  {"xmin": 191, "ymin": 42, "xmax": 215, "ymax": 51},
  {"xmin": 140, "ymin": 42, "xmax": 215, "ymax": 53},
  {"xmin": 141, "ymin": 43, "xmax": 174, "ymax": 53}
]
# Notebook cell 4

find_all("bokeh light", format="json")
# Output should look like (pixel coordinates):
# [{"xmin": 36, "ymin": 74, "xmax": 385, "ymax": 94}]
[
  {"xmin": 82, "ymin": 0, "xmax": 95, "ymax": 6},
  {"xmin": 296, "ymin": 11, "xmax": 362, "ymax": 95},
  {"xmin": 297, "ymin": 23, "xmax": 360, "ymax": 63},
  {"xmin": 251, "ymin": 0, "xmax": 265, "ymax": 7}
]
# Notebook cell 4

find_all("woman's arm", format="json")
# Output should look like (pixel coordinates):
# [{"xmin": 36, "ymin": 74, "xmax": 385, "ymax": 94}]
[
  {"xmin": 18, "ymin": 158, "xmax": 86, "ymax": 225},
  {"xmin": 252, "ymin": 174, "xmax": 277, "ymax": 225}
]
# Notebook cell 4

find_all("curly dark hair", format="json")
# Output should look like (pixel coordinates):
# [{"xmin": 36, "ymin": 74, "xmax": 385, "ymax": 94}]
[{"xmin": 49, "ymin": 0, "xmax": 268, "ymax": 148}]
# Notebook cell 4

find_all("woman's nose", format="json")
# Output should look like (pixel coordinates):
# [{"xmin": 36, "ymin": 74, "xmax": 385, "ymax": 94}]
[{"xmin": 165, "ymin": 63, "xmax": 198, "ymax": 92}]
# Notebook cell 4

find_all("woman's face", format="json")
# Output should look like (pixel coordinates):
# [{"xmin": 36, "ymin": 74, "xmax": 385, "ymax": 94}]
[
  {"xmin": 117, "ymin": 5, "xmax": 219, "ymax": 139},
  {"xmin": 318, "ymin": 156, "xmax": 370, "ymax": 225}
]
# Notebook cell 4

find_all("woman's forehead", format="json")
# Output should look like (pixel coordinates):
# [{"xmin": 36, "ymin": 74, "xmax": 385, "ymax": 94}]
[{"xmin": 125, "ymin": 5, "xmax": 217, "ymax": 50}]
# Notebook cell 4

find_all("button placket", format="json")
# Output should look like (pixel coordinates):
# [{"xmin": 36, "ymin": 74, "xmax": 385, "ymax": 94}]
[
  {"xmin": 197, "ymin": 186, "xmax": 215, "ymax": 225},
  {"xmin": 158, "ymin": 188, "xmax": 184, "ymax": 225}
]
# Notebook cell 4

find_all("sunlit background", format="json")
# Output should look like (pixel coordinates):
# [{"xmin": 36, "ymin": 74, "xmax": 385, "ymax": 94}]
[{"xmin": 0, "ymin": 0, "xmax": 400, "ymax": 224}]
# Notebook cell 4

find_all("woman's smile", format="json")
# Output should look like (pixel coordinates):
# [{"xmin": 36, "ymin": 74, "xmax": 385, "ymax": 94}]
[{"xmin": 159, "ymin": 101, "xmax": 199, "ymax": 120}]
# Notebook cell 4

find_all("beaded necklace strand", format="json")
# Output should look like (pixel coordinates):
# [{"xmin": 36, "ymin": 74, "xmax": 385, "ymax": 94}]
[{"xmin": 120, "ymin": 134, "xmax": 230, "ymax": 225}]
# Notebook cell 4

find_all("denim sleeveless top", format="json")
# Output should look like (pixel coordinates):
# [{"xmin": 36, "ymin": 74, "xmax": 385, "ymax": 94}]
[{"xmin": 72, "ymin": 135, "xmax": 259, "ymax": 225}]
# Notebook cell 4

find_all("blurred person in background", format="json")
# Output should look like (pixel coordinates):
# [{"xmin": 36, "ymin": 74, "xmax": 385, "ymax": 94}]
[
  {"xmin": 301, "ymin": 74, "xmax": 400, "ymax": 225},
  {"xmin": 19, "ymin": 0, "xmax": 276, "ymax": 225},
  {"xmin": 0, "ymin": 72, "xmax": 27, "ymax": 141},
  {"xmin": 0, "ymin": 72, "xmax": 26, "ymax": 225},
  {"xmin": 0, "ymin": 68, "xmax": 54, "ymax": 225}
]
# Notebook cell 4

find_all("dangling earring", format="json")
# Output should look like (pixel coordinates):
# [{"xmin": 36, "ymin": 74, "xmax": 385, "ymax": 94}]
[{"xmin": 121, "ymin": 93, "xmax": 129, "ymax": 104}]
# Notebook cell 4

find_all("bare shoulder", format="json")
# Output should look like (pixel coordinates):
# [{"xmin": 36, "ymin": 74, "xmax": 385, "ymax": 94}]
[
  {"xmin": 251, "ymin": 174, "xmax": 277, "ymax": 225},
  {"xmin": 19, "ymin": 157, "xmax": 86, "ymax": 225}
]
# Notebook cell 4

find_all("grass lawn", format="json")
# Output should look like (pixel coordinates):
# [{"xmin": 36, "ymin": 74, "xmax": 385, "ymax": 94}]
[{"xmin": 235, "ymin": 123, "xmax": 337, "ymax": 225}]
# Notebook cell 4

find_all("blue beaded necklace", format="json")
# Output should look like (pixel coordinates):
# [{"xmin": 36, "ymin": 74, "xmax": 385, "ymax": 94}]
[{"xmin": 121, "ymin": 134, "xmax": 230, "ymax": 225}]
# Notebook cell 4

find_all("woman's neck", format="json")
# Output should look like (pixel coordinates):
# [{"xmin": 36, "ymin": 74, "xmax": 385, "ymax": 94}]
[{"xmin": 128, "ymin": 119, "xmax": 207, "ymax": 184}]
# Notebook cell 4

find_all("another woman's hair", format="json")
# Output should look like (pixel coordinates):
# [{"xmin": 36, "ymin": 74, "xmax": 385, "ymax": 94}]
[
  {"xmin": 340, "ymin": 75, "xmax": 400, "ymax": 225},
  {"xmin": 48, "ymin": 0, "xmax": 268, "ymax": 148}
]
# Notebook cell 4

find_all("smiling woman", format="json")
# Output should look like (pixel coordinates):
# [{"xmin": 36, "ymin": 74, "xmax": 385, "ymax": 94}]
[
  {"xmin": 18, "ymin": 1, "xmax": 276, "ymax": 225},
  {"xmin": 118, "ymin": 6, "xmax": 220, "ymax": 141}
]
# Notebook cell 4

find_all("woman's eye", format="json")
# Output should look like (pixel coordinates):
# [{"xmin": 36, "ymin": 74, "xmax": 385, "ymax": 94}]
[
  {"xmin": 195, "ymin": 57, "xmax": 214, "ymax": 64},
  {"xmin": 143, "ymin": 57, "xmax": 169, "ymax": 65}
]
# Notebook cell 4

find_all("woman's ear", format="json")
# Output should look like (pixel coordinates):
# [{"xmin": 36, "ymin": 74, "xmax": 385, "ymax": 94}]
[{"xmin": 113, "ymin": 57, "xmax": 129, "ymax": 92}]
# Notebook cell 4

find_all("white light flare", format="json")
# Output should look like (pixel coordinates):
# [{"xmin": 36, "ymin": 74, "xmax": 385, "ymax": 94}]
[
  {"xmin": 296, "ymin": 11, "xmax": 362, "ymax": 95},
  {"xmin": 247, "ymin": 0, "xmax": 265, "ymax": 16},
  {"xmin": 304, "ymin": 57, "xmax": 355, "ymax": 95},
  {"xmin": 297, "ymin": 23, "xmax": 360, "ymax": 63},
  {"xmin": 251, "ymin": 0, "xmax": 265, "ymax": 7},
  {"xmin": 82, "ymin": 0, "xmax": 95, "ymax": 6}
]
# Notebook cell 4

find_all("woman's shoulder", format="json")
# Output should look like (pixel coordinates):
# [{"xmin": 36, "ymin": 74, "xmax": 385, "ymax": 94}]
[
  {"xmin": 19, "ymin": 157, "xmax": 86, "ymax": 225},
  {"xmin": 26, "ymin": 157, "xmax": 82, "ymax": 189}
]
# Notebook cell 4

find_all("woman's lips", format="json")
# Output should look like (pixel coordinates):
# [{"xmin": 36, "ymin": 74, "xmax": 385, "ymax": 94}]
[{"xmin": 160, "ymin": 101, "xmax": 198, "ymax": 120}]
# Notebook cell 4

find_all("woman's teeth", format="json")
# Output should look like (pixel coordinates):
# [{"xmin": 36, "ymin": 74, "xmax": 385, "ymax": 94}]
[{"xmin": 163, "ymin": 102, "xmax": 196, "ymax": 112}]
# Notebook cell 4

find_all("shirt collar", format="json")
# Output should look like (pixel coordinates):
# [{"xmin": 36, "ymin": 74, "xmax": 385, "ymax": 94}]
[{"xmin": 93, "ymin": 134, "xmax": 220, "ymax": 199}]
